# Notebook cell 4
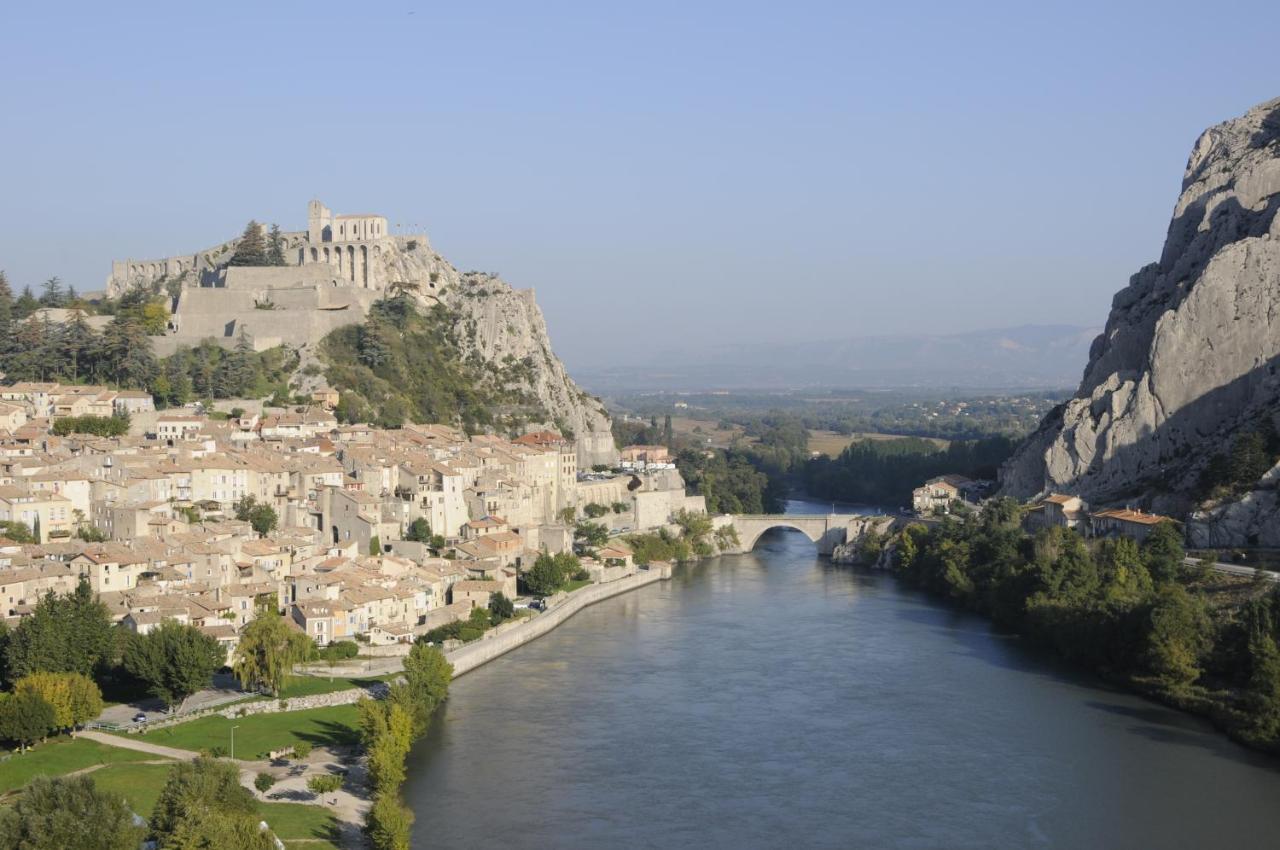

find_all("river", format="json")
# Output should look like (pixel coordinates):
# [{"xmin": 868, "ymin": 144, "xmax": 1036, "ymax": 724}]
[{"xmin": 402, "ymin": 499, "xmax": 1280, "ymax": 849}]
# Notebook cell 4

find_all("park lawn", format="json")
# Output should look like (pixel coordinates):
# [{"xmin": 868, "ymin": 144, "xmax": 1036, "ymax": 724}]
[
  {"xmin": 0, "ymin": 736, "xmax": 161, "ymax": 794},
  {"xmin": 278, "ymin": 673, "xmax": 394, "ymax": 699},
  {"xmin": 128, "ymin": 704, "xmax": 361, "ymax": 760},
  {"xmin": 562, "ymin": 578, "xmax": 593, "ymax": 593},
  {"xmin": 90, "ymin": 763, "xmax": 340, "ymax": 849}
]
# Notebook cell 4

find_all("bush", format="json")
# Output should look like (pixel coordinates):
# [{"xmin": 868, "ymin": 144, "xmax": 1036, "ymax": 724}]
[
  {"xmin": 254, "ymin": 772, "xmax": 276, "ymax": 793},
  {"xmin": 307, "ymin": 774, "xmax": 342, "ymax": 796},
  {"xmin": 292, "ymin": 741, "xmax": 312, "ymax": 759}
]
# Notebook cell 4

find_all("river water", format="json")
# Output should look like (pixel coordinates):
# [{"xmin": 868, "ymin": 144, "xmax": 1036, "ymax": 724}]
[{"xmin": 402, "ymin": 500, "xmax": 1280, "ymax": 849}]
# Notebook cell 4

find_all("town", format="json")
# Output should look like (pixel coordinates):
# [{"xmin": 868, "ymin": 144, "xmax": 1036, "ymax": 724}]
[{"xmin": 0, "ymin": 381, "xmax": 704, "ymax": 660}]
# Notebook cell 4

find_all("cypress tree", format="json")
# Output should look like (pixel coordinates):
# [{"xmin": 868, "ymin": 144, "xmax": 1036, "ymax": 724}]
[{"xmin": 228, "ymin": 220, "xmax": 268, "ymax": 267}]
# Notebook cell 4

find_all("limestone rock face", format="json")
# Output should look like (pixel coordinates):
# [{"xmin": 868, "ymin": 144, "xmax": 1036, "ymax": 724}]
[{"xmin": 1000, "ymin": 96, "xmax": 1280, "ymax": 544}]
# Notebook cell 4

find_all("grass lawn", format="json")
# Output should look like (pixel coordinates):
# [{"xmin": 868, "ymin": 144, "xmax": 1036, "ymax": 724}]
[
  {"xmin": 128, "ymin": 704, "xmax": 361, "ymax": 759},
  {"xmin": 0, "ymin": 737, "xmax": 161, "ymax": 794},
  {"xmin": 563, "ymin": 578, "xmax": 593, "ymax": 593},
  {"xmin": 261, "ymin": 800, "xmax": 341, "ymax": 847},
  {"xmin": 86, "ymin": 762, "xmax": 175, "ymax": 816},
  {"xmin": 277, "ymin": 673, "xmax": 393, "ymax": 699}
]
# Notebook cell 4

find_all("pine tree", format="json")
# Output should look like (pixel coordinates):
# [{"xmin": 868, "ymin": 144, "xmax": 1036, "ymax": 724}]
[
  {"xmin": 228, "ymin": 220, "xmax": 268, "ymax": 267},
  {"xmin": 39, "ymin": 276, "xmax": 66, "ymax": 308},
  {"xmin": 62, "ymin": 310, "xmax": 100, "ymax": 383},
  {"xmin": 267, "ymin": 224, "xmax": 286, "ymax": 266},
  {"xmin": 14, "ymin": 285, "xmax": 38, "ymax": 320}
]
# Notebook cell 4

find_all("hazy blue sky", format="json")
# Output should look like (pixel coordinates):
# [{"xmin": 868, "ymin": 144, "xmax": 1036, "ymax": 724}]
[{"xmin": 2, "ymin": 1, "xmax": 1278, "ymax": 367}]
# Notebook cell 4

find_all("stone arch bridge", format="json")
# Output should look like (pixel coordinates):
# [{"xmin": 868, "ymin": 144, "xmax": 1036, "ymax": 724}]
[{"xmin": 716, "ymin": 514, "xmax": 890, "ymax": 555}]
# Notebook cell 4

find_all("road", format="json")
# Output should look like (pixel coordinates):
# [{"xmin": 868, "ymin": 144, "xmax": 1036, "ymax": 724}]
[{"xmin": 1190, "ymin": 556, "xmax": 1279, "ymax": 580}]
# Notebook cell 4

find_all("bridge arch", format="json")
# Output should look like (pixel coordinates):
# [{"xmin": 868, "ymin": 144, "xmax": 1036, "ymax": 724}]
[{"xmin": 720, "ymin": 514, "xmax": 859, "ymax": 555}]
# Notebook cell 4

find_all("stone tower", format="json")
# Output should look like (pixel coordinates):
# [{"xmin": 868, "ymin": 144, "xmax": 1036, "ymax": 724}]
[{"xmin": 307, "ymin": 199, "xmax": 333, "ymax": 244}]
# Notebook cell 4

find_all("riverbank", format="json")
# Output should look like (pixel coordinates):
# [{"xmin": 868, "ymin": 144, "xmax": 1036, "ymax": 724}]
[{"xmin": 448, "ymin": 563, "xmax": 673, "ymax": 678}]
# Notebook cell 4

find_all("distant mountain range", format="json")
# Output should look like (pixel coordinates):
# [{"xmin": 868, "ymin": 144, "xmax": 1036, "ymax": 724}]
[{"xmin": 572, "ymin": 324, "xmax": 1099, "ymax": 392}]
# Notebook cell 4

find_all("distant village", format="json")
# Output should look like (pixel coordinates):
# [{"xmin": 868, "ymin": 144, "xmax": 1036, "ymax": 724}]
[{"xmin": 0, "ymin": 381, "xmax": 701, "ymax": 660}]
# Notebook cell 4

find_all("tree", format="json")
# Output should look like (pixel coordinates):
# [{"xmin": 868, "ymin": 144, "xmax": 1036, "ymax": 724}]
[
  {"xmin": 1142, "ymin": 521, "xmax": 1185, "ymax": 584},
  {"xmin": 13, "ymin": 672, "xmax": 102, "ymax": 733},
  {"xmin": 0, "ymin": 690, "xmax": 55, "ymax": 751},
  {"xmin": 0, "ymin": 775, "xmax": 144, "ymax": 850},
  {"xmin": 583, "ymin": 502, "xmax": 608, "ymax": 519},
  {"xmin": 489, "ymin": 592, "xmax": 515, "ymax": 624},
  {"xmin": 123, "ymin": 620, "xmax": 225, "ymax": 710},
  {"xmin": 5, "ymin": 580, "xmax": 113, "ymax": 683},
  {"xmin": 369, "ymin": 535, "xmax": 382, "ymax": 556},
  {"xmin": 233, "ymin": 496, "xmax": 278, "ymax": 538},
  {"xmin": 391, "ymin": 642, "xmax": 452, "ymax": 737},
  {"xmin": 39, "ymin": 276, "xmax": 66, "ymax": 308},
  {"xmin": 254, "ymin": 772, "xmax": 276, "ymax": 793},
  {"xmin": 228, "ymin": 221, "xmax": 268, "ymax": 267},
  {"xmin": 0, "ymin": 269, "xmax": 13, "ymax": 342},
  {"xmin": 574, "ymin": 521, "xmax": 609, "ymax": 549},
  {"xmin": 232, "ymin": 610, "xmax": 310, "ymax": 695},
  {"xmin": 150, "ymin": 758, "xmax": 266, "ymax": 848},
  {"xmin": 13, "ymin": 285, "xmax": 39, "ymax": 320},
  {"xmin": 266, "ymin": 224, "xmax": 286, "ymax": 266},
  {"xmin": 523, "ymin": 552, "xmax": 566, "ymax": 596},
  {"xmin": 404, "ymin": 518, "xmax": 433, "ymax": 543},
  {"xmin": 359, "ymin": 698, "xmax": 414, "ymax": 793},
  {"xmin": 1144, "ymin": 584, "xmax": 1212, "ymax": 688},
  {"xmin": 366, "ymin": 791, "xmax": 413, "ymax": 850}
]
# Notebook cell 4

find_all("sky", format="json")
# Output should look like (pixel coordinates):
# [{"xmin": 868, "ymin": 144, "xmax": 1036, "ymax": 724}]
[{"xmin": 2, "ymin": 1, "xmax": 1279, "ymax": 369}]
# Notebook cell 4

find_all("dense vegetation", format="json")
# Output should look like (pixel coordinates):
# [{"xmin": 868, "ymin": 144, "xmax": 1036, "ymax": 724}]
[
  {"xmin": 0, "ymin": 271, "xmax": 301, "ymax": 408},
  {"xmin": 323, "ymin": 289, "xmax": 547, "ymax": 433},
  {"xmin": 803, "ymin": 435, "xmax": 1016, "ymax": 507},
  {"xmin": 882, "ymin": 500, "xmax": 1280, "ymax": 751}
]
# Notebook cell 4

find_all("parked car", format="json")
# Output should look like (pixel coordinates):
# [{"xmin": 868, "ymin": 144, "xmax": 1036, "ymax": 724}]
[{"xmin": 132, "ymin": 712, "xmax": 148, "ymax": 723}]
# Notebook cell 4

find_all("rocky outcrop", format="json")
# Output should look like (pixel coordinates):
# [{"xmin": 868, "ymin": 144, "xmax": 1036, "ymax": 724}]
[
  {"xmin": 446, "ymin": 271, "xmax": 617, "ymax": 467},
  {"xmin": 829, "ymin": 515, "xmax": 898, "ymax": 564},
  {"xmin": 110, "ymin": 227, "xmax": 617, "ymax": 467},
  {"xmin": 1000, "ymin": 97, "xmax": 1280, "ymax": 544}
]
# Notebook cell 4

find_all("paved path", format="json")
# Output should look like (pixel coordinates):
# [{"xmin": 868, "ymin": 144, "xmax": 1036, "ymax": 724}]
[{"xmin": 78, "ymin": 730, "xmax": 199, "ymax": 761}]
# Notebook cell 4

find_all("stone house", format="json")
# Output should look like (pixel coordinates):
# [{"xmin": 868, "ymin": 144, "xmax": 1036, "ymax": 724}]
[{"xmin": 1089, "ymin": 508, "xmax": 1174, "ymax": 544}]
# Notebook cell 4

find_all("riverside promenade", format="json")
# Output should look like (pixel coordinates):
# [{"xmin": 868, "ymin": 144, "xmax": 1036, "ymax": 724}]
[{"xmin": 305, "ymin": 562, "xmax": 674, "ymax": 680}]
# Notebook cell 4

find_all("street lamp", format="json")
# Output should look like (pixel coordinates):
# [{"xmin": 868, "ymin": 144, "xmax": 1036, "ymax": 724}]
[{"xmin": 230, "ymin": 725, "xmax": 240, "ymax": 760}]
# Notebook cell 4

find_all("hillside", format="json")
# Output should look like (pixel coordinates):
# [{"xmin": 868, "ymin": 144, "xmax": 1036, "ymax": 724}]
[
  {"xmin": 99, "ymin": 207, "xmax": 618, "ymax": 467},
  {"xmin": 1000, "ymin": 97, "xmax": 1280, "ymax": 545}
]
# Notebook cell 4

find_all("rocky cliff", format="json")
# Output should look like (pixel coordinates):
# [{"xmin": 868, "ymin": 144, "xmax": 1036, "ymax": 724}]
[{"xmin": 1000, "ymin": 97, "xmax": 1280, "ymax": 545}]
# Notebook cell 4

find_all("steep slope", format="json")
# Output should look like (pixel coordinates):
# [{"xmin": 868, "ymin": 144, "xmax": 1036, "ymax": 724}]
[
  {"xmin": 336, "ymin": 237, "xmax": 617, "ymax": 467},
  {"xmin": 1000, "ymin": 96, "xmax": 1280, "ymax": 544}
]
